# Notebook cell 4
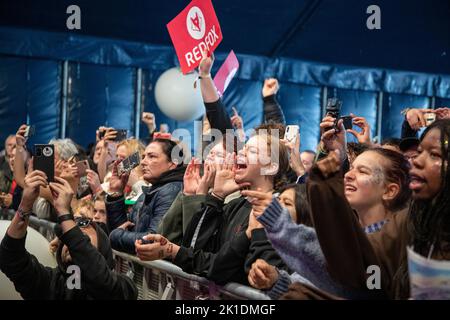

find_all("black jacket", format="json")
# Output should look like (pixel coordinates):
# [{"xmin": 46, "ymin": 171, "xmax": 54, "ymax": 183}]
[
  {"xmin": 107, "ymin": 165, "xmax": 185, "ymax": 254},
  {"xmin": 205, "ymin": 94, "xmax": 285, "ymax": 134},
  {"xmin": 0, "ymin": 222, "xmax": 137, "ymax": 300},
  {"xmin": 263, "ymin": 94, "xmax": 286, "ymax": 125},
  {"xmin": 174, "ymin": 195, "xmax": 286, "ymax": 285},
  {"xmin": 401, "ymin": 117, "xmax": 418, "ymax": 139}
]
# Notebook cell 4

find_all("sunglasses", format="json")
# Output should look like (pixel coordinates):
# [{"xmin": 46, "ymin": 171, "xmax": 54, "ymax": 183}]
[{"xmin": 75, "ymin": 216, "xmax": 92, "ymax": 228}]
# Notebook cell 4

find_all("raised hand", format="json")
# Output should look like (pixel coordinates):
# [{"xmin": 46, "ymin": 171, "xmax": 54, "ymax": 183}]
[
  {"xmin": 230, "ymin": 106, "xmax": 246, "ymax": 141},
  {"xmin": 230, "ymin": 107, "xmax": 244, "ymax": 130},
  {"xmin": 246, "ymin": 208, "xmax": 264, "ymax": 239},
  {"xmin": 198, "ymin": 49, "xmax": 214, "ymax": 78},
  {"xmin": 347, "ymin": 114, "xmax": 372, "ymax": 145},
  {"xmin": 108, "ymin": 160, "xmax": 129, "ymax": 195},
  {"xmin": 280, "ymin": 135, "xmax": 305, "ymax": 177},
  {"xmin": 20, "ymin": 167, "xmax": 48, "ymax": 212},
  {"xmin": 241, "ymin": 188, "xmax": 273, "ymax": 218},
  {"xmin": 262, "ymin": 78, "xmax": 279, "ymax": 97},
  {"xmin": 248, "ymin": 259, "xmax": 279, "ymax": 290},
  {"xmin": 183, "ymin": 158, "xmax": 201, "ymax": 196},
  {"xmin": 15, "ymin": 124, "xmax": 28, "ymax": 148},
  {"xmin": 142, "ymin": 112, "xmax": 156, "ymax": 133},
  {"xmin": 320, "ymin": 116, "xmax": 346, "ymax": 159},
  {"xmin": 212, "ymin": 153, "xmax": 250, "ymax": 199},
  {"xmin": 436, "ymin": 107, "xmax": 450, "ymax": 120},
  {"xmin": 86, "ymin": 169, "xmax": 102, "ymax": 194},
  {"xmin": 49, "ymin": 176, "xmax": 75, "ymax": 215},
  {"xmin": 59, "ymin": 161, "xmax": 79, "ymax": 182},
  {"xmin": 0, "ymin": 193, "xmax": 13, "ymax": 208},
  {"xmin": 406, "ymin": 108, "xmax": 435, "ymax": 130},
  {"xmin": 197, "ymin": 163, "xmax": 216, "ymax": 195},
  {"xmin": 103, "ymin": 128, "xmax": 118, "ymax": 141}
]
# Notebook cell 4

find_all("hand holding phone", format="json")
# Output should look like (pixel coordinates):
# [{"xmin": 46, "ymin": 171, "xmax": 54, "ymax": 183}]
[
  {"xmin": 75, "ymin": 160, "xmax": 90, "ymax": 177},
  {"xmin": 325, "ymin": 98, "xmax": 342, "ymax": 132},
  {"xmin": 113, "ymin": 129, "xmax": 128, "ymax": 142},
  {"xmin": 118, "ymin": 151, "xmax": 141, "ymax": 176},
  {"xmin": 340, "ymin": 116, "xmax": 353, "ymax": 130},
  {"xmin": 33, "ymin": 144, "xmax": 55, "ymax": 182},
  {"xmin": 284, "ymin": 125, "xmax": 300, "ymax": 144},
  {"xmin": 24, "ymin": 125, "xmax": 36, "ymax": 139},
  {"xmin": 424, "ymin": 112, "xmax": 436, "ymax": 126}
]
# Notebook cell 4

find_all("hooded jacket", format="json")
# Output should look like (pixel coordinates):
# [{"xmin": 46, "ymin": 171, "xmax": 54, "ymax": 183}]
[
  {"xmin": 0, "ymin": 221, "xmax": 137, "ymax": 300},
  {"xmin": 106, "ymin": 165, "xmax": 185, "ymax": 254},
  {"xmin": 174, "ymin": 195, "xmax": 286, "ymax": 286}
]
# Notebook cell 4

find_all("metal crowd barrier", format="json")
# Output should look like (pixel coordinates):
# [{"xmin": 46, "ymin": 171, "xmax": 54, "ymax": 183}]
[
  {"xmin": 1, "ymin": 209, "xmax": 57, "ymax": 241},
  {"xmin": 1, "ymin": 209, "xmax": 270, "ymax": 300},
  {"xmin": 113, "ymin": 250, "xmax": 270, "ymax": 300}
]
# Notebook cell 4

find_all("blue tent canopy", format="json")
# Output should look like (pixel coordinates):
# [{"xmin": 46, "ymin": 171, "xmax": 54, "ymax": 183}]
[{"xmin": 0, "ymin": 0, "xmax": 449, "ymax": 150}]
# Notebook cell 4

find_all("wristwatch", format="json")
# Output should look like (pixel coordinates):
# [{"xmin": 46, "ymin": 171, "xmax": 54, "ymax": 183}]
[{"xmin": 57, "ymin": 213, "xmax": 75, "ymax": 224}]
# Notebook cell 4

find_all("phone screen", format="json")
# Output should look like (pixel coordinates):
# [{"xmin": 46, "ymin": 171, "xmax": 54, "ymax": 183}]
[
  {"xmin": 285, "ymin": 125, "xmax": 299, "ymax": 143},
  {"xmin": 24, "ymin": 125, "xmax": 36, "ymax": 139},
  {"xmin": 341, "ymin": 116, "xmax": 353, "ymax": 130},
  {"xmin": 114, "ymin": 129, "xmax": 128, "ymax": 142}
]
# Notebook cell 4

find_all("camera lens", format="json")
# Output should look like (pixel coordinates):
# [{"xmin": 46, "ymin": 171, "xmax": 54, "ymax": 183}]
[{"xmin": 36, "ymin": 147, "xmax": 42, "ymax": 157}]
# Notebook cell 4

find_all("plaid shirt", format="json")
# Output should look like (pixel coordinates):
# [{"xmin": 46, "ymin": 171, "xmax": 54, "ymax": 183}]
[{"xmin": 364, "ymin": 219, "xmax": 388, "ymax": 234}]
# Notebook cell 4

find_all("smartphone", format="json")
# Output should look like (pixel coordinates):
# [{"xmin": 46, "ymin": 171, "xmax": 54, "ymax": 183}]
[
  {"xmin": 341, "ymin": 116, "xmax": 353, "ymax": 130},
  {"xmin": 75, "ymin": 160, "xmax": 90, "ymax": 177},
  {"xmin": 114, "ymin": 129, "xmax": 128, "ymax": 142},
  {"xmin": 284, "ymin": 125, "xmax": 299, "ymax": 144},
  {"xmin": 325, "ymin": 98, "xmax": 343, "ymax": 132},
  {"xmin": 118, "ymin": 151, "xmax": 141, "ymax": 176},
  {"xmin": 424, "ymin": 112, "xmax": 436, "ymax": 126},
  {"xmin": 33, "ymin": 144, "xmax": 55, "ymax": 182},
  {"xmin": 24, "ymin": 125, "xmax": 36, "ymax": 139},
  {"xmin": 99, "ymin": 127, "xmax": 127, "ymax": 141}
]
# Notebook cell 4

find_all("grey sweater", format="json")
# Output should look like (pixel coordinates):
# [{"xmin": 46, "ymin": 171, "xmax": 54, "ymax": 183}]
[{"xmin": 258, "ymin": 199, "xmax": 371, "ymax": 300}]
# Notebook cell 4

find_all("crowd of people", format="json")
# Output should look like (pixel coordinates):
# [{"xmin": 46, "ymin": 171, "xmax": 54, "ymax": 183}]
[{"xmin": 0, "ymin": 51, "xmax": 449, "ymax": 300}]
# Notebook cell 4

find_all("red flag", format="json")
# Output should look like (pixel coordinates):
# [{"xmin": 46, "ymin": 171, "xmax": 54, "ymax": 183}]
[
  {"xmin": 167, "ymin": 0, "xmax": 223, "ymax": 74},
  {"xmin": 213, "ymin": 50, "xmax": 239, "ymax": 96}
]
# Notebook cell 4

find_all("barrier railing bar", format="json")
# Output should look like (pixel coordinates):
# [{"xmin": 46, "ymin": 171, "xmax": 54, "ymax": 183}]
[{"xmin": 1, "ymin": 209, "xmax": 270, "ymax": 300}]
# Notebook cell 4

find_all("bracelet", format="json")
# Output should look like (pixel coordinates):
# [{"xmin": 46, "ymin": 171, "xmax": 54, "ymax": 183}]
[
  {"xmin": 17, "ymin": 207, "xmax": 32, "ymax": 220},
  {"xmin": 211, "ymin": 191, "xmax": 225, "ymax": 201},
  {"xmin": 57, "ymin": 213, "xmax": 75, "ymax": 224},
  {"xmin": 198, "ymin": 74, "xmax": 211, "ymax": 79}
]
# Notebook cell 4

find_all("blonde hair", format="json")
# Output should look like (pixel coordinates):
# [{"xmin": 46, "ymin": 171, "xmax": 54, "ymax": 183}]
[
  {"xmin": 117, "ymin": 138, "xmax": 145, "ymax": 158},
  {"xmin": 74, "ymin": 198, "xmax": 94, "ymax": 219}
]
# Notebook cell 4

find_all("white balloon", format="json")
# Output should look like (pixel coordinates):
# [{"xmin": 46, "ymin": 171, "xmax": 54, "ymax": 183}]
[
  {"xmin": 154, "ymin": 68, "xmax": 205, "ymax": 121},
  {"xmin": 0, "ymin": 221, "xmax": 57, "ymax": 300}
]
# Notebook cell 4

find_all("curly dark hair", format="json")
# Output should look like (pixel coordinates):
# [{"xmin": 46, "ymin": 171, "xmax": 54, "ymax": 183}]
[{"xmin": 408, "ymin": 119, "xmax": 450, "ymax": 256}]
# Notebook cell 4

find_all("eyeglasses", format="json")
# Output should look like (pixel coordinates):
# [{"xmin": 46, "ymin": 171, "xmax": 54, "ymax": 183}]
[{"xmin": 75, "ymin": 216, "xmax": 92, "ymax": 228}]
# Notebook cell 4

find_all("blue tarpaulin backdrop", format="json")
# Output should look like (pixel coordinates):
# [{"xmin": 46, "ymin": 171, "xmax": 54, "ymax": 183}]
[{"xmin": 0, "ymin": 27, "xmax": 449, "ymax": 151}]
